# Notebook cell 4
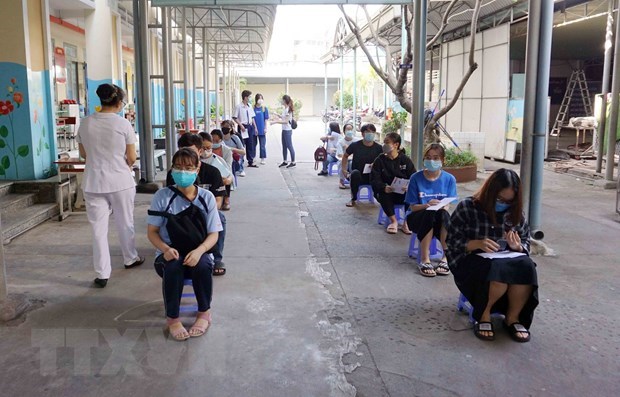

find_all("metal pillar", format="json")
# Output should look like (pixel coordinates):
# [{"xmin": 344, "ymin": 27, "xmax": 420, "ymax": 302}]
[
  {"xmin": 324, "ymin": 64, "xmax": 328, "ymax": 128},
  {"xmin": 203, "ymin": 32, "xmax": 209, "ymax": 131},
  {"xmin": 411, "ymin": 0, "xmax": 427, "ymax": 168},
  {"xmin": 529, "ymin": 0, "xmax": 553, "ymax": 235},
  {"xmin": 162, "ymin": 6, "xmax": 175, "ymax": 169},
  {"xmin": 192, "ymin": 26, "xmax": 197, "ymax": 130},
  {"xmin": 133, "ymin": 0, "xmax": 154, "ymax": 182},
  {"xmin": 606, "ymin": 3, "xmax": 620, "ymax": 181},
  {"xmin": 383, "ymin": 51, "xmax": 388, "ymax": 119},
  {"xmin": 214, "ymin": 45, "xmax": 220, "ymax": 125},
  {"xmin": 353, "ymin": 47, "xmax": 357, "ymax": 129},
  {"xmin": 340, "ymin": 49, "xmax": 344, "ymax": 126},
  {"xmin": 182, "ymin": 7, "xmax": 190, "ymax": 131},
  {"xmin": 597, "ymin": 0, "xmax": 614, "ymax": 173}
]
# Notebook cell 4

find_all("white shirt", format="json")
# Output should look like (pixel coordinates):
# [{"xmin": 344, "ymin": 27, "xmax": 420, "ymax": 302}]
[
  {"xmin": 233, "ymin": 103, "xmax": 255, "ymax": 125},
  {"xmin": 337, "ymin": 136, "xmax": 360, "ymax": 157},
  {"xmin": 76, "ymin": 113, "xmax": 136, "ymax": 193},
  {"xmin": 281, "ymin": 108, "xmax": 292, "ymax": 131}
]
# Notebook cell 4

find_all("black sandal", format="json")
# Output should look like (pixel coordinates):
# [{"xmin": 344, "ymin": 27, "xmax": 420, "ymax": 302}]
[
  {"xmin": 212, "ymin": 263, "xmax": 226, "ymax": 276},
  {"xmin": 474, "ymin": 321, "xmax": 495, "ymax": 341},
  {"xmin": 504, "ymin": 322, "xmax": 531, "ymax": 343}
]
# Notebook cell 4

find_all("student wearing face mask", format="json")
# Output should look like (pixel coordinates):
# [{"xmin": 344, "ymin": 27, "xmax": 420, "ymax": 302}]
[
  {"xmin": 221, "ymin": 125, "xmax": 246, "ymax": 177},
  {"xmin": 341, "ymin": 124, "xmax": 383, "ymax": 207},
  {"xmin": 253, "ymin": 93, "xmax": 270, "ymax": 164},
  {"xmin": 200, "ymin": 131, "xmax": 234, "ymax": 212},
  {"xmin": 148, "ymin": 148, "xmax": 223, "ymax": 341},
  {"xmin": 371, "ymin": 133, "xmax": 416, "ymax": 234},
  {"xmin": 336, "ymin": 123, "xmax": 358, "ymax": 189},
  {"xmin": 405, "ymin": 144, "xmax": 457, "ymax": 277},
  {"xmin": 318, "ymin": 122, "xmax": 341, "ymax": 176},
  {"xmin": 233, "ymin": 90, "xmax": 259, "ymax": 167}
]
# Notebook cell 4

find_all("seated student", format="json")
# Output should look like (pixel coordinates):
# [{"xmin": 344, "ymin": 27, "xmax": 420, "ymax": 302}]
[
  {"xmin": 147, "ymin": 148, "xmax": 223, "ymax": 341},
  {"xmin": 447, "ymin": 168, "xmax": 538, "ymax": 343},
  {"xmin": 341, "ymin": 123, "xmax": 383, "ymax": 207},
  {"xmin": 201, "ymin": 131, "xmax": 234, "ymax": 213},
  {"xmin": 164, "ymin": 134, "xmax": 228, "ymax": 276},
  {"xmin": 371, "ymin": 132, "xmax": 416, "ymax": 235},
  {"xmin": 317, "ymin": 122, "xmax": 342, "ymax": 176},
  {"xmin": 222, "ymin": 125, "xmax": 246, "ymax": 177},
  {"xmin": 201, "ymin": 130, "xmax": 233, "ymax": 172},
  {"xmin": 336, "ymin": 123, "xmax": 358, "ymax": 189},
  {"xmin": 405, "ymin": 144, "xmax": 457, "ymax": 277}
]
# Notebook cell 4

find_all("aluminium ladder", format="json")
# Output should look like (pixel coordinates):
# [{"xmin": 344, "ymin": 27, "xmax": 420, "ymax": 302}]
[{"xmin": 550, "ymin": 70, "xmax": 593, "ymax": 137}]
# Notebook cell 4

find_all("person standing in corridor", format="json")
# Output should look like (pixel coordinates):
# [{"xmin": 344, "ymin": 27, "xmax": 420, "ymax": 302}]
[
  {"xmin": 76, "ymin": 84, "xmax": 144, "ymax": 288},
  {"xmin": 233, "ymin": 90, "xmax": 259, "ymax": 168},
  {"xmin": 253, "ymin": 93, "xmax": 270, "ymax": 165},
  {"xmin": 271, "ymin": 95, "xmax": 296, "ymax": 168}
]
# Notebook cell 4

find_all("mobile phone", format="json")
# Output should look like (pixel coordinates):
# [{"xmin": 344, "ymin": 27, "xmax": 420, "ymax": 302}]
[{"xmin": 497, "ymin": 239, "xmax": 507, "ymax": 251}]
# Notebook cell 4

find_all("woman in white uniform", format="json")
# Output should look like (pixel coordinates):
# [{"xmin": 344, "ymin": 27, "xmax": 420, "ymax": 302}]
[{"xmin": 77, "ymin": 84, "xmax": 144, "ymax": 287}]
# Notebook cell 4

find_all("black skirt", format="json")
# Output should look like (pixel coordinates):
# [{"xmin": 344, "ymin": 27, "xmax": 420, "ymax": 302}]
[
  {"xmin": 406, "ymin": 208, "xmax": 450, "ymax": 239},
  {"xmin": 451, "ymin": 254, "xmax": 539, "ymax": 328}
]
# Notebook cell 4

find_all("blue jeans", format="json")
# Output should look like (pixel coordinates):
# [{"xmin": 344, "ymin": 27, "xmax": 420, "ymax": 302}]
[
  {"xmin": 322, "ymin": 153, "xmax": 338, "ymax": 172},
  {"xmin": 281, "ymin": 130, "xmax": 295, "ymax": 162},
  {"xmin": 258, "ymin": 135, "xmax": 267, "ymax": 159},
  {"xmin": 213, "ymin": 211, "xmax": 226, "ymax": 265},
  {"xmin": 154, "ymin": 253, "xmax": 213, "ymax": 319}
]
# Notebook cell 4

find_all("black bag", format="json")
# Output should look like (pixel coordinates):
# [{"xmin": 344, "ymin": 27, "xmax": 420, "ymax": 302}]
[
  {"xmin": 147, "ymin": 186, "xmax": 214, "ymax": 256},
  {"xmin": 314, "ymin": 145, "xmax": 327, "ymax": 170},
  {"xmin": 290, "ymin": 117, "xmax": 298, "ymax": 130}
]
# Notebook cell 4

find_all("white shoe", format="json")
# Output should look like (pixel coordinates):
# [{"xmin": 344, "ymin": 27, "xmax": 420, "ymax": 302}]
[
  {"xmin": 260, "ymin": 159, "xmax": 266, "ymax": 165},
  {"xmin": 239, "ymin": 171, "xmax": 246, "ymax": 177}
]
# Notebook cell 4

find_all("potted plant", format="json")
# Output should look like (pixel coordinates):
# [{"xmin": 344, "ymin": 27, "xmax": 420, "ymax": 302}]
[
  {"xmin": 381, "ymin": 111, "xmax": 408, "ymax": 134},
  {"xmin": 443, "ymin": 147, "xmax": 478, "ymax": 183}
]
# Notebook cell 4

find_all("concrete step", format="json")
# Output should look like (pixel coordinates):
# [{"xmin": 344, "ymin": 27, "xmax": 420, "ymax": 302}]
[
  {"xmin": 0, "ymin": 182, "xmax": 14, "ymax": 198},
  {"xmin": 2, "ymin": 203, "xmax": 60, "ymax": 244},
  {"xmin": 0, "ymin": 193, "xmax": 38, "ymax": 213}
]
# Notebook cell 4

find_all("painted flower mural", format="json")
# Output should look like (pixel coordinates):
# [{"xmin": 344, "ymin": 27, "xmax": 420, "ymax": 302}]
[{"xmin": 0, "ymin": 78, "xmax": 30, "ymax": 178}]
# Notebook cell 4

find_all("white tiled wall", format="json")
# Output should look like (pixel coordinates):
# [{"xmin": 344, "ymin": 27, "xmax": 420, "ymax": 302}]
[{"xmin": 441, "ymin": 131, "xmax": 486, "ymax": 170}]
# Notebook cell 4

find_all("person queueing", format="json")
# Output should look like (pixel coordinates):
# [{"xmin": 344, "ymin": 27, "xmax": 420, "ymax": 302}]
[
  {"xmin": 201, "ymin": 131, "xmax": 234, "ymax": 212},
  {"xmin": 336, "ymin": 123, "xmax": 358, "ymax": 189},
  {"xmin": 148, "ymin": 148, "xmax": 223, "ymax": 341},
  {"xmin": 317, "ymin": 121, "xmax": 341, "ymax": 176},
  {"xmin": 222, "ymin": 125, "xmax": 246, "ymax": 177},
  {"xmin": 76, "ymin": 83, "xmax": 144, "ymax": 288},
  {"xmin": 341, "ymin": 123, "xmax": 383, "ymax": 207},
  {"xmin": 271, "ymin": 95, "xmax": 296, "ymax": 168},
  {"xmin": 446, "ymin": 168, "xmax": 538, "ymax": 343},
  {"xmin": 371, "ymin": 132, "xmax": 416, "ymax": 235},
  {"xmin": 164, "ymin": 134, "xmax": 228, "ymax": 277},
  {"xmin": 233, "ymin": 90, "xmax": 259, "ymax": 168},
  {"xmin": 405, "ymin": 144, "xmax": 457, "ymax": 277},
  {"xmin": 253, "ymin": 93, "xmax": 270, "ymax": 165}
]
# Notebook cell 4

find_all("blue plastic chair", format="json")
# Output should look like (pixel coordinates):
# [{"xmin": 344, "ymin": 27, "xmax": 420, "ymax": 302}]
[
  {"xmin": 357, "ymin": 185, "xmax": 374, "ymax": 203},
  {"xmin": 377, "ymin": 204, "xmax": 406, "ymax": 226},
  {"xmin": 457, "ymin": 293, "xmax": 475, "ymax": 323},
  {"xmin": 408, "ymin": 233, "xmax": 444, "ymax": 260},
  {"xmin": 179, "ymin": 279, "xmax": 198, "ymax": 313},
  {"xmin": 328, "ymin": 161, "xmax": 340, "ymax": 176}
]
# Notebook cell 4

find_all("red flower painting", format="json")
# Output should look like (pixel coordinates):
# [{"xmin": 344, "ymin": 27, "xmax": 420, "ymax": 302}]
[{"xmin": 0, "ymin": 100, "xmax": 13, "ymax": 115}]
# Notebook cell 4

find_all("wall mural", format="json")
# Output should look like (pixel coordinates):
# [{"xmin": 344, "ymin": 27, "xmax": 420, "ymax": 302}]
[{"xmin": 0, "ymin": 78, "xmax": 30, "ymax": 178}]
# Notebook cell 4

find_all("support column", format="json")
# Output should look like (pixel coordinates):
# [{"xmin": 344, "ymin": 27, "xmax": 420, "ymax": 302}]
[
  {"xmin": 596, "ymin": 0, "xmax": 614, "ymax": 173},
  {"xmin": 411, "ymin": 0, "xmax": 427, "ymax": 169},
  {"xmin": 222, "ymin": 56, "xmax": 227, "ymax": 119},
  {"xmin": 85, "ymin": 0, "xmax": 123, "ymax": 115},
  {"xmin": 162, "ymin": 6, "xmax": 175, "ymax": 169},
  {"xmin": 340, "ymin": 49, "xmax": 344, "ymax": 126},
  {"xmin": 353, "ymin": 47, "xmax": 357, "ymax": 128},
  {"xmin": 181, "ymin": 7, "xmax": 190, "ymax": 131},
  {"xmin": 203, "ymin": 32, "xmax": 209, "ymax": 131},
  {"xmin": 192, "ymin": 26, "xmax": 197, "ymax": 130},
  {"xmin": 0, "ymin": 0, "xmax": 56, "ymax": 180},
  {"xmin": 606, "ymin": 4, "xmax": 620, "ymax": 182},
  {"xmin": 324, "ymin": 64, "xmax": 328, "ymax": 128},
  {"xmin": 214, "ymin": 45, "xmax": 220, "ymax": 125}
]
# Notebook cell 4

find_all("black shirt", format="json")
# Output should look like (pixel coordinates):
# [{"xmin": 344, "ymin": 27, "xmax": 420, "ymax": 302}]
[
  {"xmin": 370, "ymin": 152, "xmax": 416, "ymax": 193},
  {"xmin": 345, "ymin": 140, "xmax": 383, "ymax": 173},
  {"xmin": 166, "ymin": 162, "xmax": 225, "ymax": 198}
]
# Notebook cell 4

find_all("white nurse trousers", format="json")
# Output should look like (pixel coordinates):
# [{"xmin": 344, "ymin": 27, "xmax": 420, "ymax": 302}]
[{"xmin": 84, "ymin": 187, "xmax": 139, "ymax": 279}]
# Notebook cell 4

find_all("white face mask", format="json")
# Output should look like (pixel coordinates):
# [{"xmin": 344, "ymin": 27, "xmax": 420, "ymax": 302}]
[
  {"xmin": 257, "ymin": 99, "xmax": 264, "ymax": 106},
  {"xmin": 202, "ymin": 149, "xmax": 212, "ymax": 158}
]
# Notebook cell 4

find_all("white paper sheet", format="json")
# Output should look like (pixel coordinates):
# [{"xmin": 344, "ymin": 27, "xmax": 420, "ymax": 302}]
[
  {"xmin": 363, "ymin": 163, "xmax": 372, "ymax": 174},
  {"xmin": 390, "ymin": 177, "xmax": 408, "ymax": 194},
  {"xmin": 240, "ymin": 129, "xmax": 249, "ymax": 139},
  {"xmin": 476, "ymin": 251, "xmax": 526, "ymax": 259},
  {"xmin": 426, "ymin": 197, "xmax": 458, "ymax": 211}
]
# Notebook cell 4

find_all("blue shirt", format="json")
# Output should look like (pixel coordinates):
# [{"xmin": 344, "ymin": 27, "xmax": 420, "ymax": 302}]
[
  {"xmin": 254, "ymin": 106, "xmax": 269, "ymax": 136},
  {"xmin": 148, "ymin": 186, "xmax": 223, "ymax": 255},
  {"xmin": 405, "ymin": 170, "xmax": 457, "ymax": 205}
]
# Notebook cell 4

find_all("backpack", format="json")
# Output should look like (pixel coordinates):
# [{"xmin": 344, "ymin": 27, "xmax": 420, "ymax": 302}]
[
  {"xmin": 147, "ymin": 186, "xmax": 215, "ymax": 256},
  {"xmin": 314, "ymin": 145, "xmax": 327, "ymax": 170}
]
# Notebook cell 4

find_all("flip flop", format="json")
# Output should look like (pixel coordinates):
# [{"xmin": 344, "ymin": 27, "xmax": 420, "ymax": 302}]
[
  {"xmin": 168, "ymin": 321, "xmax": 189, "ymax": 341},
  {"xmin": 435, "ymin": 260, "xmax": 450, "ymax": 275},
  {"xmin": 401, "ymin": 225, "xmax": 412, "ymax": 235},
  {"xmin": 386, "ymin": 224, "xmax": 398, "ymax": 234},
  {"xmin": 189, "ymin": 313, "xmax": 212, "ymax": 338},
  {"xmin": 417, "ymin": 262, "xmax": 436, "ymax": 277},
  {"xmin": 474, "ymin": 321, "xmax": 495, "ymax": 341},
  {"xmin": 503, "ymin": 322, "xmax": 531, "ymax": 343}
]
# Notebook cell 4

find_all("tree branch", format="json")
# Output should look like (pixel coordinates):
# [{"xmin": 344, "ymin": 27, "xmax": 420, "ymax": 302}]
[{"xmin": 426, "ymin": 0, "xmax": 458, "ymax": 50}]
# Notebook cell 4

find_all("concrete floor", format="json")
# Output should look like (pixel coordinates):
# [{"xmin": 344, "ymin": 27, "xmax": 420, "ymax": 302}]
[{"xmin": 0, "ymin": 118, "xmax": 619, "ymax": 396}]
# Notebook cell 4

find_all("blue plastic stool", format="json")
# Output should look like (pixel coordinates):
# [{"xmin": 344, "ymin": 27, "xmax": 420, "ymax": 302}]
[
  {"xmin": 377, "ymin": 204, "xmax": 406, "ymax": 226},
  {"xmin": 328, "ymin": 161, "xmax": 340, "ymax": 176},
  {"xmin": 180, "ymin": 279, "xmax": 198, "ymax": 313},
  {"xmin": 408, "ymin": 232, "xmax": 444, "ymax": 260},
  {"xmin": 457, "ymin": 293, "xmax": 475, "ymax": 323},
  {"xmin": 357, "ymin": 185, "xmax": 374, "ymax": 203}
]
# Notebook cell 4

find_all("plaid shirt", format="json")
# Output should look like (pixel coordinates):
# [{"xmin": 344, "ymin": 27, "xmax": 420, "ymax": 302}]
[{"xmin": 446, "ymin": 197, "xmax": 531, "ymax": 269}]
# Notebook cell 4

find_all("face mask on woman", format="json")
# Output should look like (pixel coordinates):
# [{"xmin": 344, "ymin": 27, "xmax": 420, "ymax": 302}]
[
  {"xmin": 201, "ymin": 149, "xmax": 212, "ymax": 159},
  {"xmin": 495, "ymin": 201, "xmax": 511, "ymax": 212},
  {"xmin": 212, "ymin": 143, "xmax": 221, "ymax": 149},
  {"xmin": 345, "ymin": 130, "xmax": 354, "ymax": 139},
  {"xmin": 382, "ymin": 143, "xmax": 394, "ymax": 154},
  {"xmin": 171, "ymin": 170, "xmax": 197, "ymax": 188},
  {"xmin": 363, "ymin": 132, "xmax": 375, "ymax": 142},
  {"xmin": 423, "ymin": 159, "xmax": 442, "ymax": 171},
  {"xmin": 257, "ymin": 99, "xmax": 264, "ymax": 106}
]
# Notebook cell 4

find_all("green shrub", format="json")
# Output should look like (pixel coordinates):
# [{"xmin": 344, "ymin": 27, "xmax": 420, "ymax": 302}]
[{"xmin": 444, "ymin": 147, "xmax": 477, "ymax": 167}]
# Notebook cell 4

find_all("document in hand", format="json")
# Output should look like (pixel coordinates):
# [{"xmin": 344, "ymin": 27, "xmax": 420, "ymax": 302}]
[
  {"xmin": 363, "ymin": 164, "xmax": 372, "ymax": 174},
  {"xmin": 390, "ymin": 177, "xmax": 408, "ymax": 194},
  {"xmin": 476, "ymin": 251, "xmax": 526, "ymax": 259},
  {"xmin": 426, "ymin": 197, "xmax": 458, "ymax": 211}
]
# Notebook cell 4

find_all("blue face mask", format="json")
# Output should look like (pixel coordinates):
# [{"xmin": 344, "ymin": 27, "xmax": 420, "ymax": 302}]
[
  {"xmin": 495, "ymin": 201, "xmax": 511, "ymax": 212},
  {"xmin": 212, "ymin": 142, "xmax": 221, "ymax": 149},
  {"xmin": 424, "ymin": 159, "xmax": 442, "ymax": 171},
  {"xmin": 345, "ymin": 130, "xmax": 354, "ymax": 138},
  {"xmin": 363, "ymin": 133, "xmax": 375, "ymax": 142},
  {"xmin": 171, "ymin": 170, "xmax": 197, "ymax": 188}
]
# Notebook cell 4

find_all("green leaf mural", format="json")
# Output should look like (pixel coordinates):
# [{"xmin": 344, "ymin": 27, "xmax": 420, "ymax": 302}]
[
  {"xmin": 0, "ymin": 166, "xmax": 4, "ymax": 176},
  {"xmin": 17, "ymin": 145, "xmax": 29, "ymax": 157},
  {"xmin": 0, "ymin": 139, "xmax": 5, "ymax": 148},
  {"xmin": 0, "ymin": 126, "xmax": 8, "ymax": 138},
  {"xmin": 1, "ymin": 155, "xmax": 10, "ymax": 169}
]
